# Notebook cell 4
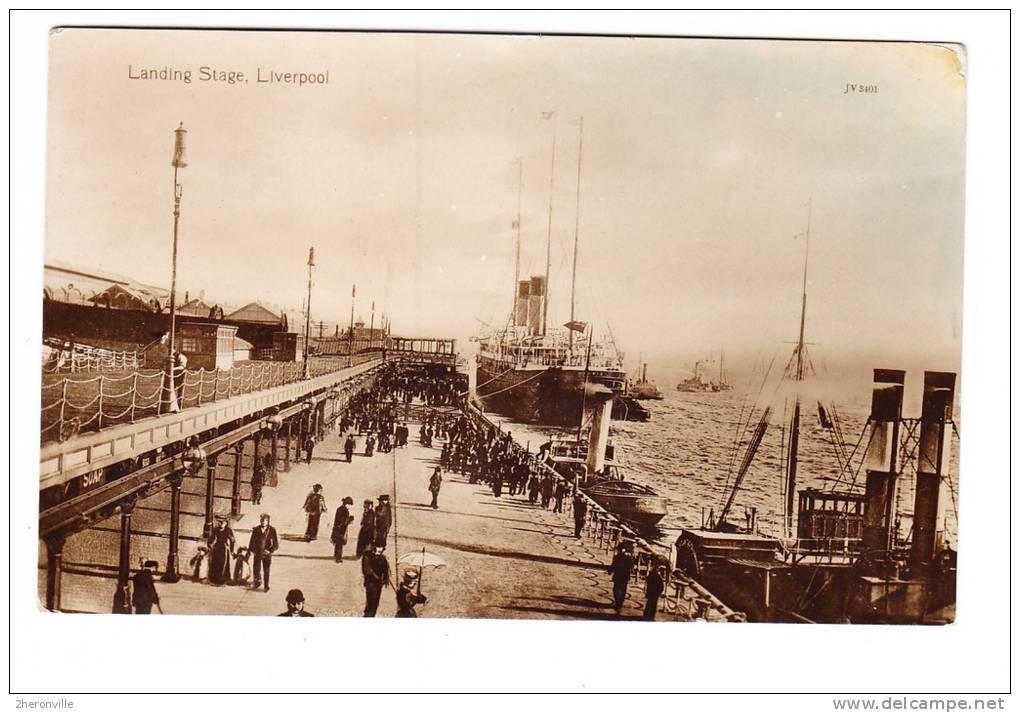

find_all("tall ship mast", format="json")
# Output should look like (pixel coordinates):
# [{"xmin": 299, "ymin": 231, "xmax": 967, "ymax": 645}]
[
  {"xmin": 476, "ymin": 115, "xmax": 626, "ymax": 426},
  {"xmin": 672, "ymin": 204, "xmax": 959, "ymax": 623}
]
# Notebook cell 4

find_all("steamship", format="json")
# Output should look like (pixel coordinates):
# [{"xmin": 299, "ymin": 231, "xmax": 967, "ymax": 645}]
[
  {"xmin": 476, "ymin": 118, "xmax": 629, "ymax": 426},
  {"xmin": 476, "ymin": 276, "xmax": 626, "ymax": 426}
]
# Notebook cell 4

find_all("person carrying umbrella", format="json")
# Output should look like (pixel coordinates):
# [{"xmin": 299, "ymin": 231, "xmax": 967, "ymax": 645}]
[
  {"xmin": 396, "ymin": 546, "xmax": 447, "ymax": 618},
  {"xmin": 396, "ymin": 570, "xmax": 427, "ymax": 618}
]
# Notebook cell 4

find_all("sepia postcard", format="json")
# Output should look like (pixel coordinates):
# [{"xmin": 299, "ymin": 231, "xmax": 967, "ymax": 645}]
[{"xmin": 38, "ymin": 27, "xmax": 965, "ymax": 627}]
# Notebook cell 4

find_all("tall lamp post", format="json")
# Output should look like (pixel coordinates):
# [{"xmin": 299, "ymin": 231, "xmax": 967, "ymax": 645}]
[
  {"xmin": 348, "ymin": 284, "xmax": 356, "ymax": 368},
  {"xmin": 303, "ymin": 247, "xmax": 315, "ymax": 379},
  {"xmin": 166, "ymin": 123, "xmax": 188, "ymax": 412}
]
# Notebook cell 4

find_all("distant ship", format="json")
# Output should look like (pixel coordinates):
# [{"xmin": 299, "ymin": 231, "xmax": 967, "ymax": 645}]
[
  {"xmin": 676, "ymin": 353, "xmax": 732, "ymax": 392},
  {"xmin": 627, "ymin": 362, "xmax": 664, "ymax": 400},
  {"xmin": 475, "ymin": 116, "xmax": 628, "ymax": 426}
]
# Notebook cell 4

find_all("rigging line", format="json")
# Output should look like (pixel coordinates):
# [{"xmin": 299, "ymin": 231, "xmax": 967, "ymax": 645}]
[
  {"xmin": 840, "ymin": 424, "xmax": 873, "ymax": 491},
  {"xmin": 723, "ymin": 351, "xmax": 780, "ymax": 497},
  {"xmin": 475, "ymin": 368, "xmax": 547, "ymax": 399},
  {"xmin": 474, "ymin": 365, "xmax": 519, "ymax": 391},
  {"xmin": 829, "ymin": 402, "xmax": 852, "ymax": 467},
  {"xmin": 829, "ymin": 421, "xmax": 872, "ymax": 492},
  {"xmin": 723, "ymin": 391, "xmax": 752, "ymax": 488}
]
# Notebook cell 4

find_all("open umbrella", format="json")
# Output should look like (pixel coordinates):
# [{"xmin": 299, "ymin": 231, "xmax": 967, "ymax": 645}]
[{"xmin": 397, "ymin": 547, "xmax": 447, "ymax": 595}]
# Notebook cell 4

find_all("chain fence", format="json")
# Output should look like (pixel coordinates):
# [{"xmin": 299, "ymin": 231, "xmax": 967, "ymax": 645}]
[{"xmin": 40, "ymin": 352, "xmax": 382, "ymax": 444}]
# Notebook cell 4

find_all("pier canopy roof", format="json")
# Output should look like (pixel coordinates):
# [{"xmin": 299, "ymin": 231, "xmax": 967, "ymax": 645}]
[
  {"xmin": 226, "ymin": 301, "xmax": 283, "ymax": 326},
  {"xmin": 91, "ymin": 283, "xmax": 166, "ymax": 312}
]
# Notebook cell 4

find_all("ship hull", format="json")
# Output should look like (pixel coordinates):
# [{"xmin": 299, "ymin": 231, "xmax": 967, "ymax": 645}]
[
  {"xmin": 476, "ymin": 356, "xmax": 624, "ymax": 427},
  {"xmin": 585, "ymin": 491, "xmax": 668, "ymax": 528}
]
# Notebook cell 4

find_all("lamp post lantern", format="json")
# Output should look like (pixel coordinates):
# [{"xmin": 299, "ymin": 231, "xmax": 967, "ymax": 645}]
[{"xmin": 165, "ymin": 122, "xmax": 188, "ymax": 412}]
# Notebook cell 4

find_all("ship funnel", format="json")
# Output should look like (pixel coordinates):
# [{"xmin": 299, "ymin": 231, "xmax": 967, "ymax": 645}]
[
  {"xmin": 514, "ymin": 280, "xmax": 531, "ymax": 328},
  {"xmin": 528, "ymin": 276, "xmax": 545, "ymax": 336},
  {"xmin": 862, "ymin": 368, "xmax": 905, "ymax": 553},
  {"xmin": 585, "ymin": 391, "xmax": 614, "ymax": 477},
  {"xmin": 910, "ymin": 371, "xmax": 956, "ymax": 573}
]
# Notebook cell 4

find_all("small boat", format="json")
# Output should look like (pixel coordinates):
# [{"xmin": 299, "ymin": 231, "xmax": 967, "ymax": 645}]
[
  {"xmin": 628, "ymin": 362, "xmax": 664, "ymax": 400},
  {"xmin": 540, "ymin": 435, "xmax": 667, "ymax": 529},
  {"xmin": 676, "ymin": 355, "xmax": 732, "ymax": 392},
  {"xmin": 583, "ymin": 477, "xmax": 668, "ymax": 528}
]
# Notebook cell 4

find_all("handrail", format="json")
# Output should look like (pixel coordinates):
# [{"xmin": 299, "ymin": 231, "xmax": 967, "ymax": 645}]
[
  {"xmin": 40, "ymin": 352, "xmax": 384, "ymax": 444},
  {"xmin": 457, "ymin": 403, "xmax": 742, "ymax": 622}
]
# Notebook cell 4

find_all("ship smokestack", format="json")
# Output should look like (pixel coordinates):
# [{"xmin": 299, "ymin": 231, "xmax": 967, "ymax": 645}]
[
  {"xmin": 585, "ymin": 389, "xmax": 614, "ymax": 477},
  {"xmin": 910, "ymin": 371, "xmax": 956, "ymax": 574},
  {"xmin": 862, "ymin": 368, "xmax": 905, "ymax": 553},
  {"xmin": 514, "ymin": 280, "xmax": 531, "ymax": 328},
  {"xmin": 528, "ymin": 276, "xmax": 546, "ymax": 336}
]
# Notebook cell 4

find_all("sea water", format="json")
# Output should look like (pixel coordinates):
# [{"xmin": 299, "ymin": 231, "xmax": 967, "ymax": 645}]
[{"xmin": 483, "ymin": 388, "xmax": 960, "ymax": 550}]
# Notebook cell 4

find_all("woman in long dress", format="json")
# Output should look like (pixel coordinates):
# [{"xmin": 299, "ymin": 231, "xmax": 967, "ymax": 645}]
[
  {"xmin": 207, "ymin": 517, "xmax": 235, "ymax": 586},
  {"xmin": 355, "ymin": 500, "xmax": 376, "ymax": 558}
]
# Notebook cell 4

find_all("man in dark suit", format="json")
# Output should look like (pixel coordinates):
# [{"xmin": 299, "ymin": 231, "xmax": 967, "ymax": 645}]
[
  {"xmin": 132, "ymin": 560, "xmax": 162, "ymax": 614},
  {"xmin": 374, "ymin": 494, "xmax": 392, "ymax": 550},
  {"xmin": 331, "ymin": 497, "xmax": 355, "ymax": 563},
  {"xmin": 248, "ymin": 513, "xmax": 280, "ymax": 592},
  {"xmin": 361, "ymin": 546, "xmax": 391, "ymax": 617},
  {"xmin": 608, "ymin": 541, "xmax": 635, "ymax": 614},
  {"xmin": 572, "ymin": 493, "xmax": 588, "ymax": 538},
  {"xmin": 278, "ymin": 588, "xmax": 314, "ymax": 617}
]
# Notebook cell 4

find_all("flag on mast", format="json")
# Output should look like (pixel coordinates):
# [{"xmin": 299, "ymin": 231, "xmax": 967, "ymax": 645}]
[
  {"xmin": 541, "ymin": 111, "xmax": 555, "ymax": 120},
  {"xmin": 563, "ymin": 320, "xmax": 587, "ymax": 333}
]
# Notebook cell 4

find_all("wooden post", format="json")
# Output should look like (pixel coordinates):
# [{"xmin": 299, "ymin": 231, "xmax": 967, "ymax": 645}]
[
  {"xmin": 97, "ymin": 375, "xmax": 105, "ymax": 430},
  {"xmin": 203, "ymin": 455, "xmax": 218, "ymax": 538},
  {"xmin": 267, "ymin": 429, "xmax": 279, "ymax": 487},
  {"xmin": 231, "ymin": 443, "xmax": 244, "ymax": 518},
  {"xmin": 157, "ymin": 368, "xmax": 164, "ymax": 416},
  {"xmin": 130, "ymin": 373, "xmax": 138, "ymax": 423},
  {"xmin": 283, "ymin": 421, "xmax": 292, "ymax": 472},
  {"xmin": 162, "ymin": 472, "xmax": 184, "ymax": 583},
  {"xmin": 112, "ymin": 498, "xmax": 136, "ymax": 614},
  {"xmin": 58, "ymin": 380, "xmax": 68, "ymax": 440},
  {"xmin": 43, "ymin": 534, "xmax": 67, "ymax": 612}
]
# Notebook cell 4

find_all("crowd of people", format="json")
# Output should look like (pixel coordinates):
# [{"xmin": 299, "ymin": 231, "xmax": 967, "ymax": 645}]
[{"xmin": 143, "ymin": 362, "xmax": 657, "ymax": 619}]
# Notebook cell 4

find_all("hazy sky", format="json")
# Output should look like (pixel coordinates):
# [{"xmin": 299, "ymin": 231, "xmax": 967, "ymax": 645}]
[{"xmin": 45, "ymin": 29, "xmax": 965, "ymax": 383}]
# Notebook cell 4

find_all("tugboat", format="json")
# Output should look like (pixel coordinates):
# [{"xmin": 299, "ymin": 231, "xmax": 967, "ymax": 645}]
[
  {"xmin": 675, "ymin": 352, "xmax": 732, "ymax": 392},
  {"xmin": 541, "ymin": 388, "xmax": 668, "ymax": 530},
  {"xmin": 628, "ymin": 362, "xmax": 664, "ymax": 400}
]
